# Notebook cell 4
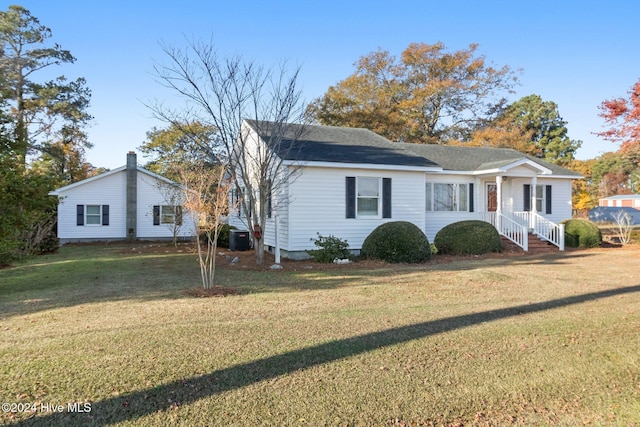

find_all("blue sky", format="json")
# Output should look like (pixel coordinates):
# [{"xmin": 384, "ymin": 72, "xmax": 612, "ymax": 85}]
[{"xmin": 14, "ymin": 0, "xmax": 640, "ymax": 169}]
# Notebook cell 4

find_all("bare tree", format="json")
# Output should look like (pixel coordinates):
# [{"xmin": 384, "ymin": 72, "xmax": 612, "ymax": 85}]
[
  {"xmin": 612, "ymin": 210, "xmax": 633, "ymax": 245},
  {"xmin": 151, "ymin": 37, "xmax": 309, "ymax": 264},
  {"xmin": 152, "ymin": 178, "xmax": 185, "ymax": 248}
]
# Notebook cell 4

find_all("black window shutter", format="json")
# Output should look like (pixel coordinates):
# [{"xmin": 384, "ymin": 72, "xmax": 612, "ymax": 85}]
[
  {"xmin": 382, "ymin": 178, "xmax": 392, "ymax": 218},
  {"xmin": 523, "ymin": 184, "xmax": 531, "ymax": 211},
  {"xmin": 267, "ymin": 182, "xmax": 272, "ymax": 219},
  {"xmin": 153, "ymin": 205, "xmax": 160, "ymax": 225},
  {"xmin": 102, "ymin": 205, "xmax": 109, "ymax": 226},
  {"xmin": 176, "ymin": 206, "xmax": 183, "ymax": 225},
  {"xmin": 468, "ymin": 183, "xmax": 474, "ymax": 212},
  {"xmin": 76, "ymin": 205, "xmax": 84, "ymax": 226},
  {"xmin": 346, "ymin": 177, "xmax": 356, "ymax": 218},
  {"xmin": 545, "ymin": 185, "xmax": 552, "ymax": 214}
]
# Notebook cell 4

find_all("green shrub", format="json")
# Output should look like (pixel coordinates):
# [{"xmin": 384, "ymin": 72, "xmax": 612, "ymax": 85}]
[
  {"xmin": 561, "ymin": 219, "xmax": 602, "ymax": 248},
  {"xmin": 199, "ymin": 224, "xmax": 237, "ymax": 248},
  {"xmin": 434, "ymin": 220, "xmax": 501, "ymax": 255},
  {"xmin": 361, "ymin": 221, "xmax": 430, "ymax": 263},
  {"xmin": 306, "ymin": 233, "xmax": 351, "ymax": 263}
]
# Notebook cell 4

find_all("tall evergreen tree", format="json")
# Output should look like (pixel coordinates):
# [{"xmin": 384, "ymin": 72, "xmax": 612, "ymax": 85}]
[{"xmin": 0, "ymin": 5, "xmax": 92, "ymax": 176}]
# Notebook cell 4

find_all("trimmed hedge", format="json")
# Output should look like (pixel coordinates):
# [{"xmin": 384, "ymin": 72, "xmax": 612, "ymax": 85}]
[
  {"xmin": 434, "ymin": 220, "xmax": 502, "ymax": 255},
  {"xmin": 361, "ymin": 221, "xmax": 430, "ymax": 263},
  {"xmin": 561, "ymin": 219, "xmax": 602, "ymax": 248}
]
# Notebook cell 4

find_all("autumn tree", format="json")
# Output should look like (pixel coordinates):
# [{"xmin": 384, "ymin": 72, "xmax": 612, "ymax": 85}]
[
  {"xmin": 568, "ymin": 159, "xmax": 597, "ymax": 211},
  {"xmin": 591, "ymin": 151, "xmax": 639, "ymax": 198},
  {"xmin": 308, "ymin": 42, "xmax": 519, "ymax": 144},
  {"xmin": 459, "ymin": 113, "xmax": 539, "ymax": 155},
  {"xmin": 0, "ymin": 5, "xmax": 92, "ymax": 176},
  {"xmin": 597, "ymin": 78, "xmax": 640, "ymax": 153},
  {"xmin": 177, "ymin": 161, "xmax": 229, "ymax": 289},
  {"xmin": 151, "ymin": 38, "xmax": 309, "ymax": 265},
  {"xmin": 139, "ymin": 121, "xmax": 219, "ymax": 181},
  {"xmin": 480, "ymin": 94, "xmax": 581, "ymax": 165}
]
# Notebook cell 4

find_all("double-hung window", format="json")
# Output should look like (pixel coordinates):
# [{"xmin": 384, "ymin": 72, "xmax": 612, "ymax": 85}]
[
  {"xmin": 86, "ymin": 205, "xmax": 102, "ymax": 225},
  {"xmin": 76, "ymin": 204, "xmax": 109, "ymax": 226},
  {"xmin": 357, "ymin": 177, "xmax": 381, "ymax": 217},
  {"xmin": 346, "ymin": 176, "xmax": 392, "ymax": 219},
  {"xmin": 153, "ymin": 205, "xmax": 183, "ymax": 225},
  {"xmin": 524, "ymin": 184, "xmax": 552, "ymax": 214}
]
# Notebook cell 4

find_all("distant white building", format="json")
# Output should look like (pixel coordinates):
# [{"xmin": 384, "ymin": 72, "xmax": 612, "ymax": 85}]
[
  {"xmin": 49, "ymin": 152, "xmax": 197, "ymax": 243},
  {"xmin": 599, "ymin": 194, "xmax": 640, "ymax": 209}
]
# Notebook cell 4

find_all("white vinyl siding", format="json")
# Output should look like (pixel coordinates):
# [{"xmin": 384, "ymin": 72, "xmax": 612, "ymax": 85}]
[
  {"xmin": 55, "ymin": 171, "xmax": 126, "ymax": 240},
  {"xmin": 284, "ymin": 166, "xmax": 424, "ymax": 252},
  {"xmin": 55, "ymin": 169, "xmax": 196, "ymax": 242}
]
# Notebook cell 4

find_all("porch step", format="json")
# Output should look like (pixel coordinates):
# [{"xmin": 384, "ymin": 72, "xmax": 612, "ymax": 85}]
[{"xmin": 501, "ymin": 233, "xmax": 559, "ymax": 254}]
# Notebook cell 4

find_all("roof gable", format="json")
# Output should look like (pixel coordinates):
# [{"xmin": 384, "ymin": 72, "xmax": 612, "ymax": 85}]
[{"xmin": 49, "ymin": 166, "xmax": 179, "ymax": 196}]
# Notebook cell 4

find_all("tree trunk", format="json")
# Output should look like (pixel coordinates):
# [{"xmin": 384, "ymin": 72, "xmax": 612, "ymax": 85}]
[{"xmin": 255, "ymin": 237, "xmax": 265, "ymax": 265}]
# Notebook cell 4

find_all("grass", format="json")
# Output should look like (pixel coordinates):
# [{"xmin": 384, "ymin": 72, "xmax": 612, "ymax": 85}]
[{"xmin": 1, "ymin": 243, "xmax": 639, "ymax": 426}]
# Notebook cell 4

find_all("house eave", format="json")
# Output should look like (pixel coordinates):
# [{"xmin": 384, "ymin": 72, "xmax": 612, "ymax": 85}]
[
  {"xmin": 282, "ymin": 160, "xmax": 443, "ymax": 173},
  {"xmin": 48, "ymin": 166, "xmax": 181, "ymax": 197}
]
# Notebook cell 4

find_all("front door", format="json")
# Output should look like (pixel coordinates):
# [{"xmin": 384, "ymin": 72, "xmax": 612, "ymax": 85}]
[{"xmin": 486, "ymin": 183, "xmax": 497, "ymax": 212}]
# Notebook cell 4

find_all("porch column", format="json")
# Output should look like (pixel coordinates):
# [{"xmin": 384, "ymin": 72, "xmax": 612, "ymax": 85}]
[
  {"xmin": 495, "ymin": 176, "xmax": 502, "ymax": 215},
  {"xmin": 530, "ymin": 175, "xmax": 537, "ymax": 229}
]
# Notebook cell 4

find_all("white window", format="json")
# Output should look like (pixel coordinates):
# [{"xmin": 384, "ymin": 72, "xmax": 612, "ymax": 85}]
[
  {"xmin": 357, "ymin": 177, "xmax": 380, "ymax": 217},
  {"xmin": 86, "ymin": 205, "xmax": 102, "ymax": 225},
  {"xmin": 535, "ymin": 185, "xmax": 544, "ymax": 213},
  {"xmin": 162, "ymin": 206, "xmax": 177, "ymax": 224},
  {"xmin": 154, "ymin": 205, "xmax": 183, "ymax": 225},
  {"xmin": 426, "ymin": 183, "xmax": 469, "ymax": 212}
]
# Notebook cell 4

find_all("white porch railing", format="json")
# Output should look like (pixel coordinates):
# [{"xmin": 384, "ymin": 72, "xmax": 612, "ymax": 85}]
[
  {"xmin": 480, "ymin": 212, "xmax": 528, "ymax": 251},
  {"xmin": 503, "ymin": 211, "xmax": 565, "ymax": 251},
  {"xmin": 531, "ymin": 212, "xmax": 565, "ymax": 251}
]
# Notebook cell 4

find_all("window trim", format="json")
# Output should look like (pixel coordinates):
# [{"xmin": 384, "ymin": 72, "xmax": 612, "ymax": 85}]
[
  {"xmin": 85, "ymin": 204, "xmax": 102, "ymax": 226},
  {"xmin": 356, "ymin": 176, "xmax": 382, "ymax": 219},
  {"xmin": 154, "ymin": 205, "xmax": 183, "ymax": 225},
  {"xmin": 346, "ymin": 176, "xmax": 391, "ymax": 219},
  {"xmin": 426, "ymin": 182, "xmax": 470, "ymax": 212}
]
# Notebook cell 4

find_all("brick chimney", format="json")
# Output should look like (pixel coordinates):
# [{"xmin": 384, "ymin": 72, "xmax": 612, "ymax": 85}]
[{"xmin": 126, "ymin": 152, "xmax": 137, "ymax": 241}]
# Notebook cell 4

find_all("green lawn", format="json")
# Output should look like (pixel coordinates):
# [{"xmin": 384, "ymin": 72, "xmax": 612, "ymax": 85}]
[{"xmin": 1, "ymin": 243, "xmax": 639, "ymax": 426}]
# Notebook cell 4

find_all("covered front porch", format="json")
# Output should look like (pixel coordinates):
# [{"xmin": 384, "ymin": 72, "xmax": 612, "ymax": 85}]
[
  {"xmin": 478, "ymin": 169, "xmax": 565, "ymax": 252},
  {"xmin": 424, "ymin": 158, "xmax": 569, "ymax": 252}
]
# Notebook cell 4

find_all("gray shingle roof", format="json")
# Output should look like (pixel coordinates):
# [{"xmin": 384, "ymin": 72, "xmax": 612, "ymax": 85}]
[
  {"xmin": 403, "ymin": 144, "xmax": 581, "ymax": 176},
  {"xmin": 245, "ymin": 120, "xmax": 581, "ymax": 176},
  {"xmin": 245, "ymin": 120, "xmax": 439, "ymax": 168}
]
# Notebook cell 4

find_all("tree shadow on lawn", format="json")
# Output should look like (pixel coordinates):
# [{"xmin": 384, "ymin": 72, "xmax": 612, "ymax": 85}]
[{"xmin": 14, "ymin": 284, "xmax": 640, "ymax": 427}]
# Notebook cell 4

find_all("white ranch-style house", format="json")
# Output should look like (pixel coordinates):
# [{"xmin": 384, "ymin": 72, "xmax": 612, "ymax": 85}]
[
  {"xmin": 229, "ymin": 120, "xmax": 582, "ymax": 259},
  {"xmin": 50, "ymin": 152, "xmax": 197, "ymax": 243}
]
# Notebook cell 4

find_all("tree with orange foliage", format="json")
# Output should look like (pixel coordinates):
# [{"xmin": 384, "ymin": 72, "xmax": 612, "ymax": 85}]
[
  {"xmin": 597, "ymin": 78, "xmax": 640, "ymax": 153},
  {"xmin": 308, "ymin": 42, "xmax": 518, "ymax": 144}
]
